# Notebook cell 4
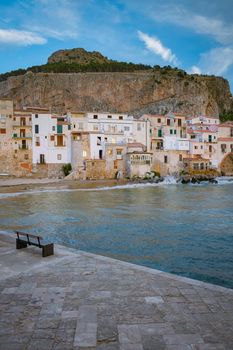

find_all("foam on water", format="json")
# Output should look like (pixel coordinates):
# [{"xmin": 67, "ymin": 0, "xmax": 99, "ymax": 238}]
[
  {"xmin": 0, "ymin": 176, "xmax": 233, "ymax": 199},
  {"xmin": 216, "ymin": 176, "xmax": 233, "ymax": 185}
]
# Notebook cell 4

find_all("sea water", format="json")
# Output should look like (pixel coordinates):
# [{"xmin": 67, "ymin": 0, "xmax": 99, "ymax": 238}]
[{"xmin": 0, "ymin": 178, "xmax": 233, "ymax": 288}]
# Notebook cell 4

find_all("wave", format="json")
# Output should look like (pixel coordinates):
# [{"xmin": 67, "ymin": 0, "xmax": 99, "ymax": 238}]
[{"xmin": 216, "ymin": 176, "xmax": 233, "ymax": 185}]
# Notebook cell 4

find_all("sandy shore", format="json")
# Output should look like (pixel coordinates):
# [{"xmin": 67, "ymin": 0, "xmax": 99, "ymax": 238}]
[{"xmin": 0, "ymin": 176, "xmax": 129, "ymax": 193}]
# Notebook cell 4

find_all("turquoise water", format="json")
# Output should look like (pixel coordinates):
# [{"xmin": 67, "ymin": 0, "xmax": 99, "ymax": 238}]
[{"xmin": 0, "ymin": 180, "xmax": 233, "ymax": 288}]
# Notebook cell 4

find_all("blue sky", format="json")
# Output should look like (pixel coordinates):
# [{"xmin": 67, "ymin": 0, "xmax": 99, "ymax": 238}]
[{"xmin": 0, "ymin": 0, "xmax": 233, "ymax": 91}]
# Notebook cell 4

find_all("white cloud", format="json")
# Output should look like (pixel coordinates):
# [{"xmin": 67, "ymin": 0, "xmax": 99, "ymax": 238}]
[
  {"xmin": 190, "ymin": 65, "xmax": 202, "ymax": 74},
  {"xmin": 152, "ymin": 6, "xmax": 233, "ymax": 45},
  {"xmin": 0, "ymin": 29, "xmax": 46, "ymax": 45},
  {"xmin": 138, "ymin": 30, "xmax": 178, "ymax": 64},
  {"xmin": 199, "ymin": 47, "xmax": 233, "ymax": 75}
]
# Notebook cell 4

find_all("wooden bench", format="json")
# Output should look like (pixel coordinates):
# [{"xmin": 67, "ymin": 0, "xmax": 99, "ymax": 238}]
[{"xmin": 15, "ymin": 231, "xmax": 54, "ymax": 257}]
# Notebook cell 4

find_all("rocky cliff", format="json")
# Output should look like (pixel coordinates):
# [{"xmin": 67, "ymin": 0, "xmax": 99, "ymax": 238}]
[
  {"xmin": 47, "ymin": 48, "xmax": 110, "ymax": 65},
  {"xmin": 0, "ymin": 50, "xmax": 232, "ymax": 116}
]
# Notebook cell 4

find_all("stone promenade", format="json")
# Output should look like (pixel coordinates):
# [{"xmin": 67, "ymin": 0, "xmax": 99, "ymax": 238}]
[{"xmin": 0, "ymin": 232, "xmax": 233, "ymax": 350}]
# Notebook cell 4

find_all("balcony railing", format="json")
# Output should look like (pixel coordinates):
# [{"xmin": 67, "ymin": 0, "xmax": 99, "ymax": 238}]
[
  {"xmin": 18, "ymin": 145, "xmax": 29, "ymax": 150},
  {"xmin": 13, "ymin": 122, "xmax": 32, "ymax": 127},
  {"xmin": 54, "ymin": 143, "xmax": 66, "ymax": 147},
  {"xmin": 12, "ymin": 134, "xmax": 32, "ymax": 139}
]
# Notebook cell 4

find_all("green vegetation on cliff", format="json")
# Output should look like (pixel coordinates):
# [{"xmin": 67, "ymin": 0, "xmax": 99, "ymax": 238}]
[
  {"xmin": 0, "ymin": 61, "xmax": 153, "ymax": 82},
  {"xmin": 219, "ymin": 112, "xmax": 233, "ymax": 122}
]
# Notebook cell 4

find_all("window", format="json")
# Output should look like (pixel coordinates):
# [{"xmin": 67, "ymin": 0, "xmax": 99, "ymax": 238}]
[
  {"xmin": 93, "ymin": 124, "xmax": 99, "ymax": 131},
  {"xmin": 200, "ymin": 163, "xmax": 204, "ymax": 170},
  {"xmin": 52, "ymin": 126, "xmax": 55, "ymax": 131},
  {"xmin": 116, "ymin": 149, "xmax": 122, "ymax": 155},
  {"xmin": 35, "ymin": 114, "xmax": 38, "ymax": 118},
  {"xmin": 194, "ymin": 146, "xmax": 198, "ymax": 149},
  {"xmin": 178, "ymin": 119, "xmax": 182, "ymax": 126},
  {"xmin": 57, "ymin": 135, "xmax": 64, "ymax": 146},
  {"xmin": 97, "ymin": 136, "xmax": 101, "ymax": 145},
  {"xmin": 179, "ymin": 154, "xmax": 182, "ymax": 161},
  {"xmin": 83, "ymin": 150, "xmax": 87, "ymax": 157},
  {"xmin": 209, "ymin": 145, "xmax": 212, "ymax": 152},
  {"xmin": 191, "ymin": 135, "xmax": 195, "ymax": 139},
  {"xmin": 50, "ymin": 135, "xmax": 55, "ymax": 141},
  {"xmin": 107, "ymin": 115, "xmax": 112, "ymax": 119},
  {"xmin": 158, "ymin": 118, "xmax": 161, "ymax": 123},
  {"xmin": 221, "ymin": 144, "xmax": 227, "ymax": 153},
  {"xmin": 170, "ymin": 129, "xmax": 173, "ymax": 135},
  {"xmin": 137, "ymin": 123, "xmax": 141, "ymax": 131},
  {"xmin": 57, "ymin": 125, "xmax": 63, "ymax": 134},
  {"xmin": 158, "ymin": 129, "xmax": 162, "ymax": 137},
  {"xmin": 36, "ymin": 137, "xmax": 40, "ymax": 146},
  {"xmin": 174, "ymin": 130, "xmax": 177, "ymax": 134},
  {"xmin": 24, "ymin": 154, "xmax": 29, "ymax": 160},
  {"xmin": 231, "ymin": 144, "xmax": 233, "ymax": 152},
  {"xmin": 193, "ymin": 163, "xmax": 199, "ymax": 170},
  {"xmin": 0, "ymin": 128, "xmax": 6, "ymax": 134},
  {"xmin": 164, "ymin": 155, "xmax": 168, "ymax": 163},
  {"xmin": 93, "ymin": 115, "xmax": 98, "ymax": 119},
  {"xmin": 124, "ymin": 126, "xmax": 130, "ymax": 131},
  {"xmin": 73, "ymin": 134, "xmax": 81, "ymax": 141},
  {"xmin": 57, "ymin": 154, "xmax": 62, "ymax": 160},
  {"xmin": 119, "ymin": 116, "xmax": 123, "ymax": 120},
  {"xmin": 201, "ymin": 145, "xmax": 203, "ymax": 149},
  {"xmin": 167, "ymin": 119, "xmax": 170, "ymax": 126},
  {"xmin": 35, "ymin": 125, "xmax": 39, "ymax": 134}
]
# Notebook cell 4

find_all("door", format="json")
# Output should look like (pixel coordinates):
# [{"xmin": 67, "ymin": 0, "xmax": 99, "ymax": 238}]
[{"xmin": 40, "ymin": 154, "xmax": 45, "ymax": 164}]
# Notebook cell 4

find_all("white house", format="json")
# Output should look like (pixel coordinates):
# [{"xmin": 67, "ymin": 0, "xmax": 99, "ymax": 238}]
[{"xmin": 32, "ymin": 113, "xmax": 71, "ymax": 165}]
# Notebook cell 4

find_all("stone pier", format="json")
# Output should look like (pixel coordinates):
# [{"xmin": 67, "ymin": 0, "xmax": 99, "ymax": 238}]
[{"xmin": 0, "ymin": 233, "xmax": 233, "ymax": 350}]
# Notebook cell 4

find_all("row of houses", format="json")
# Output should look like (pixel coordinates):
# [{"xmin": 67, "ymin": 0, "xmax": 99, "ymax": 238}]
[{"xmin": 0, "ymin": 98, "xmax": 233, "ymax": 178}]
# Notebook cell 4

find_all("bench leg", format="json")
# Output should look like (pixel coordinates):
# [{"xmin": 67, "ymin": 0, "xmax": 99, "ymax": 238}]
[
  {"xmin": 42, "ymin": 243, "xmax": 54, "ymax": 257},
  {"xmin": 16, "ymin": 238, "xmax": 27, "ymax": 249}
]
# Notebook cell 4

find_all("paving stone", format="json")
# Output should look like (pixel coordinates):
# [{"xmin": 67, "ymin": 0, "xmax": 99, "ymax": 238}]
[
  {"xmin": 163, "ymin": 334, "xmax": 204, "ymax": 345},
  {"xmin": 74, "ymin": 322, "xmax": 97, "ymax": 347},
  {"xmin": 139, "ymin": 323, "xmax": 174, "ymax": 335},
  {"xmin": 27, "ymin": 338, "xmax": 54, "ymax": 350},
  {"xmin": 61, "ymin": 310, "xmax": 79, "ymax": 318},
  {"xmin": 118, "ymin": 324, "xmax": 142, "ymax": 344},
  {"xmin": 141, "ymin": 335, "xmax": 166, "ymax": 350},
  {"xmin": 145, "ymin": 296, "xmax": 164, "ymax": 304}
]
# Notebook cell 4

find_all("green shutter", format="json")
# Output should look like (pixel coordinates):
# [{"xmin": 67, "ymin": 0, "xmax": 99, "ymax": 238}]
[{"xmin": 57, "ymin": 125, "xmax": 63, "ymax": 134}]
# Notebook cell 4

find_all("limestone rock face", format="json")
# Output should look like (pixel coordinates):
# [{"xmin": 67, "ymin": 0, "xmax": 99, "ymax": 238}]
[{"xmin": 0, "ymin": 70, "xmax": 232, "ymax": 116}]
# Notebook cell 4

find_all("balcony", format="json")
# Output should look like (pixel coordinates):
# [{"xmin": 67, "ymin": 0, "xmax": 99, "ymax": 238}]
[
  {"xmin": 54, "ymin": 143, "xmax": 66, "ymax": 147},
  {"xmin": 13, "ymin": 122, "xmax": 32, "ymax": 127},
  {"xmin": 18, "ymin": 145, "xmax": 29, "ymax": 150},
  {"xmin": 12, "ymin": 133, "xmax": 32, "ymax": 139}
]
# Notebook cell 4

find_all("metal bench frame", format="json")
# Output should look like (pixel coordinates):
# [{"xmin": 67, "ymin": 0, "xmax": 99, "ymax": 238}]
[{"xmin": 15, "ymin": 231, "xmax": 54, "ymax": 257}]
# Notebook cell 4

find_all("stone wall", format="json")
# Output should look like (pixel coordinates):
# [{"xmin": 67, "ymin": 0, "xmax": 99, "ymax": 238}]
[{"xmin": 86, "ymin": 160, "xmax": 106, "ymax": 179}]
